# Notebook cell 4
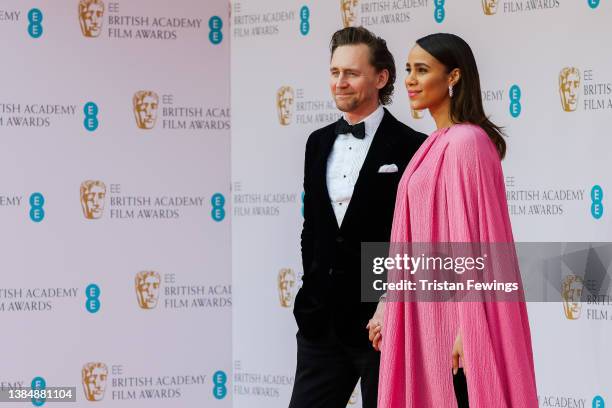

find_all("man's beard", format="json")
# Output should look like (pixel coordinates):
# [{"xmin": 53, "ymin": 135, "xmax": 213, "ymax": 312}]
[{"xmin": 334, "ymin": 95, "xmax": 359, "ymax": 112}]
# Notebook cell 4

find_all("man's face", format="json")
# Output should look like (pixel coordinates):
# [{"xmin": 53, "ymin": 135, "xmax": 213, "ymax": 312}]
[
  {"xmin": 136, "ymin": 95, "xmax": 159, "ymax": 128},
  {"xmin": 82, "ymin": 184, "xmax": 105, "ymax": 219},
  {"xmin": 341, "ymin": 0, "xmax": 358, "ymax": 27},
  {"xmin": 137, "ymin": 274, "xmax": 160, "ymax": 308},
  {"xmin": 330, "ymin": 44, "xmax": 383, "ymax": 114},
  {"xmin": 82, "ymin": 3, "xmax": 104, "ymax": 36},
  {"xmin": 482, "ymin": 0, "xmax": 498, "ymax": 15},
  {"xmin": 561, "ymin": 72, "xmax": 580, "ymax": 111},
  {"xmin": 83, "ymin": 365, "xmax": 107, "ymax": 400}
]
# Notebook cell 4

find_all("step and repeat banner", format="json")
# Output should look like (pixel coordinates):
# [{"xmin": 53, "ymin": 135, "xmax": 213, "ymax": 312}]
[
  {"xmin": 1, "ymin": 0, "xmax": 231, "ymax": 406},
  {"xmin": 231, "ymin": 1, "xmax": 611, "ymax": 407}
]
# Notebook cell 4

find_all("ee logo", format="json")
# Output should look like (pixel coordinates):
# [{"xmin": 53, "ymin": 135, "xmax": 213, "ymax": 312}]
[
  {"xmin": 300, "ymin": 6, "xmax": 310, "ymax": 36},
  {"xmin": 212, "ymin": 370, "xmax": 227, "ymax": 399},
  {"xmin": 28, "ymin": 9, "xmax": 43, "ymax": 38},
  {"xmin": 85, "ymin": 284, "xmax": 101, "ymax": 313},
  {"xmin": 509, "ymin": 85, "xmax": 522, "ymax": 118},
  {"xmin": 434, "ymin": 0, "xmax": 445, "ymax": 23},
  {"xmin": 592, "ymin": 395, "xmax": 605, "ymax": 408},
  {"xmin": 84, "ymin": 102, "xmax": 99, "ymax": 131},
  {"xmin": 588, "ymin": 0, "xmax": 600, "ymax": 9},
  {"xmin": 209, "ymin": 16, "xmax": 223, "ymax": 45},
  {"xmin": 211, "ymin": 193, "xmax": 226, "ymax": 222},
  {"xmin": 29, "ymin": 193, "xmax": 45, "ymax": 223},
  {"xmin": 31, "ymin": 377, "xmax": 46, "ymax": 406},
  {"xmin": 591, "ymin": 185, "xmax": 603, "ymax": 220}
]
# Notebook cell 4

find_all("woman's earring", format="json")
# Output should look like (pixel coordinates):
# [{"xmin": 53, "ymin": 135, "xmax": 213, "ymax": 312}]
[{"xmin": 449, "ymin": 85, "xmax": 454, "ymax": 98}]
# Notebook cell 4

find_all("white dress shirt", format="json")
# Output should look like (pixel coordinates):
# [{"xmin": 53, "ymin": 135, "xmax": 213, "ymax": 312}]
[{"xmin": 326, "ymin": 105, "xmax": 384, "ymax": 226}]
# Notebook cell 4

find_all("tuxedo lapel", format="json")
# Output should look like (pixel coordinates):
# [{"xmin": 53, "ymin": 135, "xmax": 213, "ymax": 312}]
[
  {"xmin": 317, "ymin": 126, "xmax": 341, "ymax": 231},
  {"xmin": 340, "ymin": 109, "xmax": 394, "ymax": 231}
]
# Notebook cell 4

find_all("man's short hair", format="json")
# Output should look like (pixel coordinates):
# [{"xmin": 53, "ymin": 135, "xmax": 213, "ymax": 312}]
[{"xmin": 330, "ymin": 27, "xmax": 396, "ymax": 105}]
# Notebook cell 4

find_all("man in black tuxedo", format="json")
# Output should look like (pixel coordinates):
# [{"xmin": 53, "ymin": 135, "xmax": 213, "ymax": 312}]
[{"xmin": 289, "ymin": 27, "xmax": 426, "ymax": 408}]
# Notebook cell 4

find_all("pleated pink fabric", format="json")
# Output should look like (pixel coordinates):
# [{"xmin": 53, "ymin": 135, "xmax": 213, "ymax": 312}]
[{"xmin": 378, "ymin": 124, "xmax": 538, "ymax": 407}]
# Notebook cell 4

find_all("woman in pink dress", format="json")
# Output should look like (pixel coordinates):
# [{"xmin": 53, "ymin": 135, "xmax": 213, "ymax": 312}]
[{"xmin": 368, "ymin": 33, "xmax": 538, "ymax": 407}]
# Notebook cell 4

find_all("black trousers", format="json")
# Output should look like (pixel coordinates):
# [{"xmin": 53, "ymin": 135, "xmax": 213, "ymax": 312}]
[
  {"xmin": 288, "ymin": 329, "xmax": 469, "ymax": 408},
  {"xmin": 288, "ymin": 327, "xmax": 380, "ymax": 408}
]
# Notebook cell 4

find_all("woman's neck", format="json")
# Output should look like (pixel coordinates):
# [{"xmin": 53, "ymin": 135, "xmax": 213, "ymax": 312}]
[{"xmin": 429, "ymin": 101, "xmax": 453, "ymax": 130}]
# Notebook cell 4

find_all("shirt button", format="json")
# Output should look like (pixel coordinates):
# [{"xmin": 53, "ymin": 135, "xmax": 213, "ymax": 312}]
[
  {"xmin": 343, "ymin": 175, "xmax": 346, "ymax": 178},
  {"xmin": 339, "ymin": 202, "xmax": 342, "ymax": 205}
]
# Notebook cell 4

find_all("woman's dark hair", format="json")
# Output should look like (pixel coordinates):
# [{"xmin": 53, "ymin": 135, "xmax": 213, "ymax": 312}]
[
  {"xmin": 330, "ymin": 26, "xmax": 396, "ymax": 105},
  {"xmin": 416, "ymin": 33, "xmax": 506, "ymax": 159}
]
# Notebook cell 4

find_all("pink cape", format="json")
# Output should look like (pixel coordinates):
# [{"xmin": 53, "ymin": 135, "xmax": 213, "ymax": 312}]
[{"xmin": 378, "ymin": 124, "xmax": 538, "ymax": 407}]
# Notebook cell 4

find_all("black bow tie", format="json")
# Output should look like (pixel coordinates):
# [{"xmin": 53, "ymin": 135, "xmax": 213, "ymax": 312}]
[{"xmin": 335, "ymin": 118, "xmax": 366, "ymax": 139}]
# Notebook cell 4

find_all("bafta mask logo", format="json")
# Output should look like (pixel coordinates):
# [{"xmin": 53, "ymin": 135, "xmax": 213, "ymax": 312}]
[
  {"xmin": 276, "ymin": 86, "xmax": 294, "ymax": 126},
  {"xmin": 411, "ymin": 109, "xmax": 424, "ymax": 119},
  {"xmin": 481, "ymin": 0, "xmax": 499, "ymax": 15},
  {"xmin": 133, "ymin": 91, "xmax": 159, "ymax": 129},
  {"xmin": 80, "ymin": 180, "xmax": 106, "ymax": 220},
  {"xmin": 135, "ymin": 271, "xmax": 161, "ymax": 309},
  {"xmin": 559, "ymin": 67, "xmax": 581, "ymax": 112},
  {"xmin": 82, "ymin": 362, "xmax": 108, "ymax": 402},
  {"xmin": 340, "ymin": 0, "xmax": 359, "ymax": 28},
  {"xmin": 78, "ymin": 0, "xmax": 105, "ymax": 38},
  {"xmin": 562, "ymin": 275, "xmax": 584, "ymax": 320},
  {"xmin": 278, "ymin": 268, "xmax": 297, "ymax": 308}
]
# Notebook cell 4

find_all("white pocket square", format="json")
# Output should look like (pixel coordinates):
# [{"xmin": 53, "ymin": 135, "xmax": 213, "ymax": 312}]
[{"xmin": 378, "ymin": 164, "xmax": 398, "ymax": 173}]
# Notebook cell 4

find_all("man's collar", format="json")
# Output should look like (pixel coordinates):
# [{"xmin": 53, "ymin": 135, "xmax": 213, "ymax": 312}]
[{"xmin": 342, "ymin": 105, "xmax": 384, "ymax": 138}]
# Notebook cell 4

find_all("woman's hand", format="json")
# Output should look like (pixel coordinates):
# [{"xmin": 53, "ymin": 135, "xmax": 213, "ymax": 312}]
[
  {"xmin": 451, "ymin": 331, "xmax": 466, "ymax": 375},
  {"xmin": 366, "ymin": 301, "xmax": 385, "ymax": 351}
]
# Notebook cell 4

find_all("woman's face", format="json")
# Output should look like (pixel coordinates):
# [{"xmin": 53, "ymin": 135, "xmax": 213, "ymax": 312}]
[{"xmin": 404, "ymin": 44, "xmax": 453, "ymax": 111}]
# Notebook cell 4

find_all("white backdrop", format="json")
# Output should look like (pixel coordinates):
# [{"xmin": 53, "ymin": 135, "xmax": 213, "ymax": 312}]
[
  {"xmin": 231, "ymin": 1, "xmax": 612, "ymax": 407},
  {"xmin": 1, "ymin": 1, "xmax": 610, "ymax": 407},
  {"xmin": 0, "ymin": 0, "xmax": 231, "ymax": 406}
]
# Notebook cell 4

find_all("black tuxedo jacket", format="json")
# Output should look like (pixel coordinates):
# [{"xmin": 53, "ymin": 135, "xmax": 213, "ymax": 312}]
[{"xmin": 294, "ymin": 108, "xmax": 427, "ymax": 347}]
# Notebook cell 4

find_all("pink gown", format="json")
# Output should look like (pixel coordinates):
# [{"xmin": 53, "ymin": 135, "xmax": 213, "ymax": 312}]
[{"xmin": 378, "ymin": 124, "xmax": 538, "ymax": 407}]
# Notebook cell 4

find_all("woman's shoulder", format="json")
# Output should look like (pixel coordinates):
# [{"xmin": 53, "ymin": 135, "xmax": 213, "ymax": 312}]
[
  {"xmin": 445, "ymin": 123, "xmax": 490, "ymax": 148},
  {"xmin": 442, "ymin": 123, "xmax": 499, "ymax": 164}
]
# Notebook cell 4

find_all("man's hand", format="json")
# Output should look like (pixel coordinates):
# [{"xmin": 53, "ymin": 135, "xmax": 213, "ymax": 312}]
[{"xmin": 366, "ymin": 301, "xmax": 385, "ymax": 351}]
